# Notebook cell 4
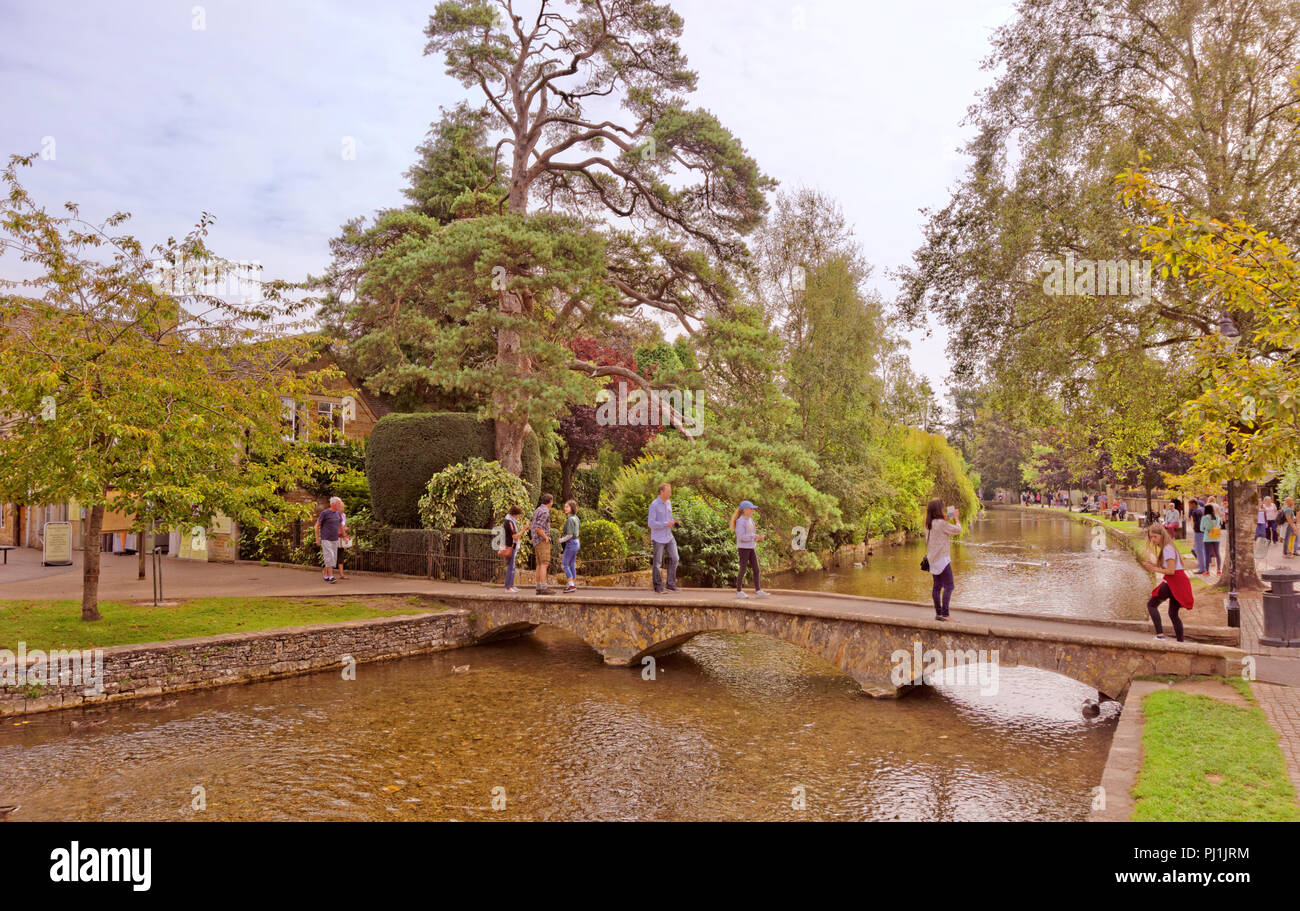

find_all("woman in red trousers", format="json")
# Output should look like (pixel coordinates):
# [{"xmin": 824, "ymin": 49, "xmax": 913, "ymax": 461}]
[{"xmin": 1143, "ymin": 524, "xmax": 1194, "ymax": 642}]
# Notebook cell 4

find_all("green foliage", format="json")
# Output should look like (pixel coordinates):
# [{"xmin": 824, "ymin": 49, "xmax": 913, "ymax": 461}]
[
  {"xmin": 572, "ymin": 468, "xmax": 602, "ymax": 511},
  {"xmin": 907, "ymin": 430, "xmax": 980, "ymax": 527},
  {"xmin": 577, "ymin": 519, "xmax": 627, "ymax": 573},
  {"xmin": 668, "ymin": 495, "xmax": 737, "ymax": 588},
  {"xmin": 0, "ymin": 155, "xmax": 331, "ymax": 620},
  {"xmin": 418, "ymin": 458, "xmax": 531, "ymax": 530},
  {"xmin": 366, "ymin": 412, "xmax": 539, "ymax": 526}
]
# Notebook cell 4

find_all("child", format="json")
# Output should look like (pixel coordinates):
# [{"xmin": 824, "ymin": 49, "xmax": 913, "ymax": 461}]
[
  {"xmin": 1142, "ymin": 524, "xmax": 1194, "ymax": 641},
  {"xmin": 730, "ymin": 500, "xmax": 768, "ymax": 598},
  {"xmin": 559, "ymin": 500, "xmax": 581, "ymax": 593}
]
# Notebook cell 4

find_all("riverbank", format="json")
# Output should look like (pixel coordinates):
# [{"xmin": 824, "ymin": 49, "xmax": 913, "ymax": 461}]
[
  {"xmin": 0, "ymin": 597, "xmax": 471, "ymax": 718},
  {"xmin": 991, "ymin": 504, "xmax": 1219, "ymax": 597},
  {"xmin": 1093, "ymin": 676, "xmax": 1300, "ymax": 821}
]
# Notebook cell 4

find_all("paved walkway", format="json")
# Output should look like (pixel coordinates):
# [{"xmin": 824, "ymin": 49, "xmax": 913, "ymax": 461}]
[{"xmin": 0, "ymin": 542, "xmax": 1246, "ymax": 655}]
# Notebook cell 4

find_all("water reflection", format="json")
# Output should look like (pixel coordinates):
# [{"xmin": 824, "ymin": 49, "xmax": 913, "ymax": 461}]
[
  {"xmin": 2, "ymin": 622, "xmax": 1117, "ymax": 822},
  {"xmin": 776, "ymin": 508, "xmax": 1151, "ymax": 621}
]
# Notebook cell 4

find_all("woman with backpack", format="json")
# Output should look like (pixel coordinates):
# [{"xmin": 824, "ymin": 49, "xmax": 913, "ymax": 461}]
[
  {"xmin": 1199, "ymin": 503, "xmax": 1223, "ymax": 575},
  {"xmin": 924, "ymin": 498, "xmax": 962, "ymax": 622}
]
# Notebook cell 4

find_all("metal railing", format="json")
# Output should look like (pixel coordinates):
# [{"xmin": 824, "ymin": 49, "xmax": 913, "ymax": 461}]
[{"xmin": 294, "ymin": 528, "xmax": 651, "ymax": 584}]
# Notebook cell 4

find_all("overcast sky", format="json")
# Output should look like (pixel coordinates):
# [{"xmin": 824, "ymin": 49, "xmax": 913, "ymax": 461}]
[{"xmin": 0, "ymin": 0, "xmax": 1016, "ymax": 398}]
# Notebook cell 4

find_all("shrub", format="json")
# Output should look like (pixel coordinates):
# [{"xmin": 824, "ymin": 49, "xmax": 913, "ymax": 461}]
[
  {"xmin": 366, "ymin": 412, "xmax": 540, "ymax": 526},
  {"xmin": 665, "ymin": 494, "xmax": 735, "ymax": 588},
  {"xmin": 577, "ymin": 518, "xmax": 627, "ymax": 574},
  {"xmin": 540, "ymin": 466, "xmax": 562, "ymax": 500},
  {"xmin": 418, "ymin": 458, "xmax": 532, "ymax": 530}
]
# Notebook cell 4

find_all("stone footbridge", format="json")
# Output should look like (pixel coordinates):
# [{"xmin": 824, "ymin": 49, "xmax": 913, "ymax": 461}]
[{"xmin": 425, "ymin": 584, "xmax": 1244, "ymax": 700}]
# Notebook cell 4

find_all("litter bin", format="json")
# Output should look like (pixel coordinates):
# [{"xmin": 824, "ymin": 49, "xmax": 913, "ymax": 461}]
[{"xmin": 1260, "ymin": 568, "xmax": 1300, "ymax": 648}]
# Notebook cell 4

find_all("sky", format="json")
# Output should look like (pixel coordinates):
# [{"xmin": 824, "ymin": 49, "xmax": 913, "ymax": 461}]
[{"xmin": 0, "ymin": 0, "xmax": 1017, "ymax": 399}]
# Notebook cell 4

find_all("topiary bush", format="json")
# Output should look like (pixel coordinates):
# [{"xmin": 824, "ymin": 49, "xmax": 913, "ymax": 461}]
[
  {"xmin": 577, "ymin": 518, "xmax": 626, "ymax": 574},
  {"xmin": 366, "ymin": 412, "xmax": 540, "ymax": 526}
]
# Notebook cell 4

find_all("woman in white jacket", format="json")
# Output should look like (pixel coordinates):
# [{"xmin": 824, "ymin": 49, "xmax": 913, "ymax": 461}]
[{"xmin": 925, "ymin": 498, "xmax": 962, "ymax": 622}]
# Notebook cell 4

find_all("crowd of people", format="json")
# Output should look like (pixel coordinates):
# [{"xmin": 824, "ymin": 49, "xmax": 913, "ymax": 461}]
[
  {"xmin": 309, "ymin": 476, "xmax": 1292, "ymax": 643},
  {"xmin": 493, "ymin": 483, "xmax": 968, "ymax": 617}
]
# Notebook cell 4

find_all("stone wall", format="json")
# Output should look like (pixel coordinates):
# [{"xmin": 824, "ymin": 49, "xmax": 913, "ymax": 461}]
[{"xmin": 1, "ymin": 609, "xmax": 473, "ymax": 718}]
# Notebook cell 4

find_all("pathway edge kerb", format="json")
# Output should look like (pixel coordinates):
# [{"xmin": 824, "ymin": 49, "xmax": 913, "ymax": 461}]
[{"xmin": 1090, "ymin": 680, "xmax": 1164, "ymax": 821}]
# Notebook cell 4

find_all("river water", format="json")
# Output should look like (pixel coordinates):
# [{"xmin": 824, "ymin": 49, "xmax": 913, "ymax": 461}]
[{"xmin": 1, "ymin": 509, "xmax": 1150, "ymax": 821}]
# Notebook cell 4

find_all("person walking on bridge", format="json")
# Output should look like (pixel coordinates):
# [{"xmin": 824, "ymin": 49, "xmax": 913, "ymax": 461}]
[
  {"xmin": 924, "ymin": 498, "xmax": 961, "ymax": 622},
  {"xmin": 1143, "ymin": 524, "xmax": 1193, "ymax": 642},
  {"xmin": 649, "ymin": 483, "xmax": 681, "ymax": 593},
  {"xmin": 730, "ymin": 500, "xmax": 768, "ymax": 599}
]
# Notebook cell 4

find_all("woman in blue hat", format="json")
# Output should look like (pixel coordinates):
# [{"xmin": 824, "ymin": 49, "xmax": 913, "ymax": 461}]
[{"xmin": 730, "ymin": 501, "xmax": 769, "ymax": 599}]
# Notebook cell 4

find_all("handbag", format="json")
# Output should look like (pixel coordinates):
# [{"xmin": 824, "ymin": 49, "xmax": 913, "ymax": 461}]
[{"xmin": 920, "ymin": 527, "xmax": 931, "ymax": 572}]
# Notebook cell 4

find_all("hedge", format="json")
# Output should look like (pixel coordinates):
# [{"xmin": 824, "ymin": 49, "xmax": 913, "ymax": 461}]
[{"xmin": 366, "ymin": 413, "xmax": 540, "ymax": 527}]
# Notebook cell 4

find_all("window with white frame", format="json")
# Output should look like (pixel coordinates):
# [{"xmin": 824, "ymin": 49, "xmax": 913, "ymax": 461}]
[
  {"xmin": 316, "ymin": 400, "xmax": 345, "ymax": 444},
  {"xmin": 280, "ymin": 397, "xmax": 298, "ymax": 443}
]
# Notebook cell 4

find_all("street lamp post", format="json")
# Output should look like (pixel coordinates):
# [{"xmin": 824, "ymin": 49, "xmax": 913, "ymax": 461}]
[
  {"xmin": 1221, "ymin": 310, "xmax": 1242, "ymax": 628},
  {"xmin": 1226, "ymin": 476, "xmax": 1241, "ymax": 627}
]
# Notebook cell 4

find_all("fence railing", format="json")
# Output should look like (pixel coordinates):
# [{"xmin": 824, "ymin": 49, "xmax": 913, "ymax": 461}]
[{"xmin": 313, "ymin": 528, "xmax": 651, "ymax": 584}]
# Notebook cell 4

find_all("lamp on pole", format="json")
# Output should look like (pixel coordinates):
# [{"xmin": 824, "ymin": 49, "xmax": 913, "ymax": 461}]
[{"xmin": 1220, "ymin": 310, "xmax": 1242, "ymax": 627}]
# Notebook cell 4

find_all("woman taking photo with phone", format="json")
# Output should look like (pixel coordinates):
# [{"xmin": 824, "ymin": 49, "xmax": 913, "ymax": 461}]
[
  {"xmin": 1143, "ymin": 524, "xmax": 1194, "ymax": 641},
  {"xmin": 924, "ymin": 498, "xmax": 961, "ymax": 622}
]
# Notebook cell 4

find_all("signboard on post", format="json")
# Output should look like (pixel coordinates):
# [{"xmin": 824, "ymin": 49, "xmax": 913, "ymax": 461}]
[{"xmin": 42, "ymin": 521, "xmax": 73, "ymax": 566}]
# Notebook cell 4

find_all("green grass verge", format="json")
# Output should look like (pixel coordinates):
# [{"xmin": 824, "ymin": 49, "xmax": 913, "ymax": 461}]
[
  {"xmin": 1133, "ymin": 686, "xmax": 1300, "ymax": 821},
  {"xmin": 0, "ymin": 596, "xmax": 443, "ymax": 651}
]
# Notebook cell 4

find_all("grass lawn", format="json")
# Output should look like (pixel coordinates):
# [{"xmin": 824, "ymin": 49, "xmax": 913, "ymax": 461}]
[
  {"xmin": 1133, "ymin": 684, "xmax": 1300, "ymax": 821},
  {"xmin": 0, "ymin": 596, "xmax": 444, "ymax": 651}
]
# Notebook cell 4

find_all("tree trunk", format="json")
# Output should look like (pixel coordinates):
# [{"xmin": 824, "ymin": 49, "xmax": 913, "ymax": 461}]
[
  {"xmin": 560, "ymin": 450, "xmax": 578, "ymax": 504},
  {"xmin": 1224, "ymin": 480, "xmax": 1263, "ymax": 592},
  {"xmin": 137, "ymin": 525, "xmax": 147, "ymax": 580},
  {"xmin": 82, "ymin": 504, "xmax": 104, "ymax": 621},
  {"xmin": 1145, "ymin": 484, "xmax": 1152, "ymax": 519},
  {"xmin": 496, "ymin": 418, "xmax": 527, "ymax": 477}
]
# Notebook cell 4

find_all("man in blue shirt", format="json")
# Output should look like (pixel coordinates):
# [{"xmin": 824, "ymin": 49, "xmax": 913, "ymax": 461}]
[{"xmin": 648, "ymin": 482, "xmax": 680, "ymax": 593}]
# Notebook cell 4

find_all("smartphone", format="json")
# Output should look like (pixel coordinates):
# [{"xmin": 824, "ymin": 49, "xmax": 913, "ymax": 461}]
[{"xmin": 947, "ymin": 506, "xmax": 956, "ymax": 519}]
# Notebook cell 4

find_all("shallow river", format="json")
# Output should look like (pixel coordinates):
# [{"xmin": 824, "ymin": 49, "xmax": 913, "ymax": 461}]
[{"xmin": 2, "ymin": 509, "xmax": 1149, "ymax": 821}]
